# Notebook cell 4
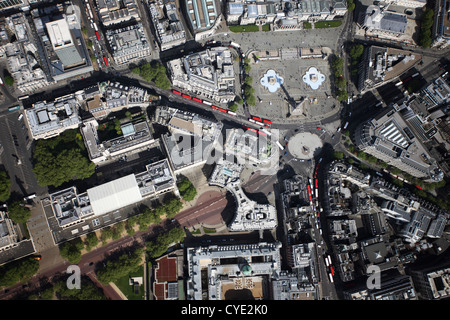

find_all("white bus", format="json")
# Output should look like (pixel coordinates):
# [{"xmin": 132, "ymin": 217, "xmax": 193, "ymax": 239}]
[
  {"xmin": 329, "ymin": 273, "xmax": 334, "ymax": 283},
  {"xmin": 276, "ymin": 141, "xmax": 284, "ymax": 150},
  {"xmin": 261, "ymin": 128, "xmax": 271, "ymax": 136},
  {"xmin": 230, "ymin": 41, "xmax": 241, "ymax": 49},
  {"xmin": 23, "ymin": 194, "xmax": 36, "ymax": 201}
]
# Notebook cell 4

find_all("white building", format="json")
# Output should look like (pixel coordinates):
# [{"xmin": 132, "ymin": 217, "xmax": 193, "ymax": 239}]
[
  {"xmin": 0, "ymin": 211, "xmax": 18, "ymax": 252},
  {"xmin": 106, "ymin": 23, "xmax": 151, "ymax": 65},
  {"xmin": 81, "ymin": 118, "xmax": 156, "ymax": 164},
  {"xmin": 226, "ymin": 0, "xmax": 347, "ymax": 30},
  {"xmin": 154, "ymin": 106, "xmax": 223, "ymax": 174},
  {"xmin": 45, "ymin": 19, "xmax": 84, "ymax": 69},
  {"xmin": 2, "ymin": 13, "xmax": 50, "ymax": 93},
  {"xmin": 209, "ymin": 158, "xmax": 277, "ymax": 231},
  {"xmin": 168, "ymin": 47, "xmax": 236, "ymax": 103},
  {"xmin": 186, "ymin": 242, "xmax": 282, "ymax": 300},
  {"xmin": 148, "ymin": 0, "xmax": 186, "ymax": 51},
  {"xmin": 25, "ymin": 94, "xmax": 82, "ymax": 140},
  {"xmin": 96, "ymin": 0, "xmax": 140, "ymax": 26},
  {"xmin": 48, "ymin": 159, "xmax": 177, "ymax": 229}
]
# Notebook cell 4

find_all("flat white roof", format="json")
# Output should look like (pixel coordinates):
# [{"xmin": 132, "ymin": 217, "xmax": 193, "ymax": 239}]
[
  {"xmin": 45, "ymin": 19, "xmax": 73, "ymax": 51},
  {"xmin": 87, "ymin": 174, "xmax": 142, "ymax": 216}
]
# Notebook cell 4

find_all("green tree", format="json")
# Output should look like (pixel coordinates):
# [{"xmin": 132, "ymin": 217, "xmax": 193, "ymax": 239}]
[
  {"xmin": 84, "ymin": 232, "xmax": 99, "ymax": 251},
  {"xmin": 347, "ymin": 0, "xmax": 355, "ymax": 11},
  {"xmin": 164, "ymin": 197, "xmax": 183, "ymax": 218},
  {"xmin": 7, "ymin": 201, "xmax": 31, "ymax": 224},
  {"xmin": 4, "ymin": 75, "xmax": 14, "ymax": 86},
  {"xmin": 0, "ymin": 171, "xmax": 11, "ymax": 202},
  {"xmin": 333, "ymin": 151, "xmax": 344, "ymax": 159},
  {"xmin": 32, "ymin": 129, "xmax": 95, "ymax": 187},
  {"xmin": 419, "ymin": 9, "xmax": 434, "ymax": 48},
  {"xmin": 59, "ymin": 239, "xmax": 83, "ymax": 264},
  {"xmin": 177, "ymin": 178, "xmax": 197, "ymax": 202},
  {"xmin": 55, "ymin": 278, "xmax": 105, "ymax": 300},
  {"xmin": 349, "ymin": 44, "xmax": 364, "ymax": 59},
  {"xmin": 229, "ymin": 103, "xmax": 238, "ymax": 112},
  {"xmin": 96, "ymin": 248, "xmax": 144, "ymax": 284},
  {"xmin": 101, "ymin": 227, "xmax": 114, "ymax": 244},
  {"xmin": 146, "ymin": 227, "xmax": 185, "ymax": 258},
  {"xmin": 134, "ymin": 61, "xmax": 171, "ymax": 90},
  {"xmin": 332, "ymin": 57, "xmax": 344, "ymax": 77},
  {"xmin": 337, "ymin": 89, "xmax": 348, "ymax": 102},
  {"xmin": 0, "ymin": 257, "xmax": 39, "ymax": 287}
]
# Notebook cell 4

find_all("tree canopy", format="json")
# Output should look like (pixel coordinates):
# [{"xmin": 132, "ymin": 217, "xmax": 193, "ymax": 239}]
[
  {"xmin": 59, "ymin": 238, "xmax": 84, "ymax": 264},
  {"xmin": 96, "ymin": 248, "xmax": 144, "ymax": 284},
  {"xmin": 54, "ymin": 277, "xmax": 106, "ymax": 300},
  {"xmin": 146, "ymin": 227, "xmax": 185, "ymax": 259},
  {"xmin": 0, "ymin": 257, "xmax": 39, "ymax": 287},
  {"xmin": 0, "ymin": 170, "xmax": 10, "ymax": 202},
  {"xmin": 177, "ymin": 178, "xmax": 197, "ymax": 202},
  {"xmin": 7, "ymin": 201, "xmax": 31, "ymax": 224},
  {"xmin": 132, "ymin": 61, "xmax": 171, "ymax": 90},
  {"xmin": 32, "ymin": 129, "xmax": 95, "ymax": 187},
  {"xmin": 419, "ymin": 9, "xmax": 434, "ymax": 48}
]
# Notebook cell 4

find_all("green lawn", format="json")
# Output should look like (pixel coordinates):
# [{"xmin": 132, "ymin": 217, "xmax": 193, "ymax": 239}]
[
  {"xmin": 114, "ymin": 264, "xmax": 146, "ymax": 300},
  {"xmin": 229, "ymin": 25, "xmax": 259, "ymax": 32},
  {"xmin": 303, "ymin": 22, "xmax": 312, "ymax": 29},
  {"xmin": 261, "ymin": 24, "xmax": 270, "ymax": 31},
  {"xmin": 203, "ymin": 227, "xmax": 216, "ymax": 234},
  {"xmin": 314, "ymin": 20, "xmax": 342, "ymax": 28}
]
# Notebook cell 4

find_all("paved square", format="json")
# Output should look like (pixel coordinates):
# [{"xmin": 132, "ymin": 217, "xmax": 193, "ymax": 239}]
[{"xmin": 246, "ymin": 52, "xmax": 336, "ymax": 120}]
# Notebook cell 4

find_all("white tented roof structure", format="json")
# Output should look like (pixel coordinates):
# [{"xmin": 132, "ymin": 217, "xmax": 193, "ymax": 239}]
[{"xmin": 87, "ymin": 174, "xmax": 142, "ymax": 216}]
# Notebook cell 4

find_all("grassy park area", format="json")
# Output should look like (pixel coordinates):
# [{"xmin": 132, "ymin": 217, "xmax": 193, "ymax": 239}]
[
  {"xmin": 229, "ymin": 24, "xmax": 259, "ymax": 32},
  {"xmin": 314, "ymin": 20, "xmax": 342, "ymax": 28}
]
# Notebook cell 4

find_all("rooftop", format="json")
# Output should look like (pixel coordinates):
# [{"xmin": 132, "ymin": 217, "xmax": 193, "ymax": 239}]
[
  {"xmin": 25, "ymin": 95, "xmax": 82, "ymax": 140},
  {"xmin": 209, "ymin": 159, "xmax": 277, "ymax": 231},
  {"xmin": 186, "ymin": 242, "xmax": 282, "ymax": 300}
]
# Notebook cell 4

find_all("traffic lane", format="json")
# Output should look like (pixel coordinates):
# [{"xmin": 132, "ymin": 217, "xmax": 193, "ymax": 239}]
[
  {"xmin": 242, "ymin": 170, "xmax": 277, "ymax": 198},
  {"xmin": 0, "ymin": 113, "xmax": 39, "ymax": 195},
  {"xmin": 175, "ymin": 191, "xmax": 229, "ymax": 228}
]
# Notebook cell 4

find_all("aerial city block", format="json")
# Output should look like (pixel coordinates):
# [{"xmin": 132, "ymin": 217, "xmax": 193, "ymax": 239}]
[{"xmin": 0, "ymin": 0, "xmax": 449, "ymax": 303}]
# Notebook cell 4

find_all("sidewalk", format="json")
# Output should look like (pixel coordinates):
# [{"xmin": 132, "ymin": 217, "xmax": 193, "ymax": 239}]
[{"xmin": 109, "ymin": 282, "xmax": 128, "ymax": 300}]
